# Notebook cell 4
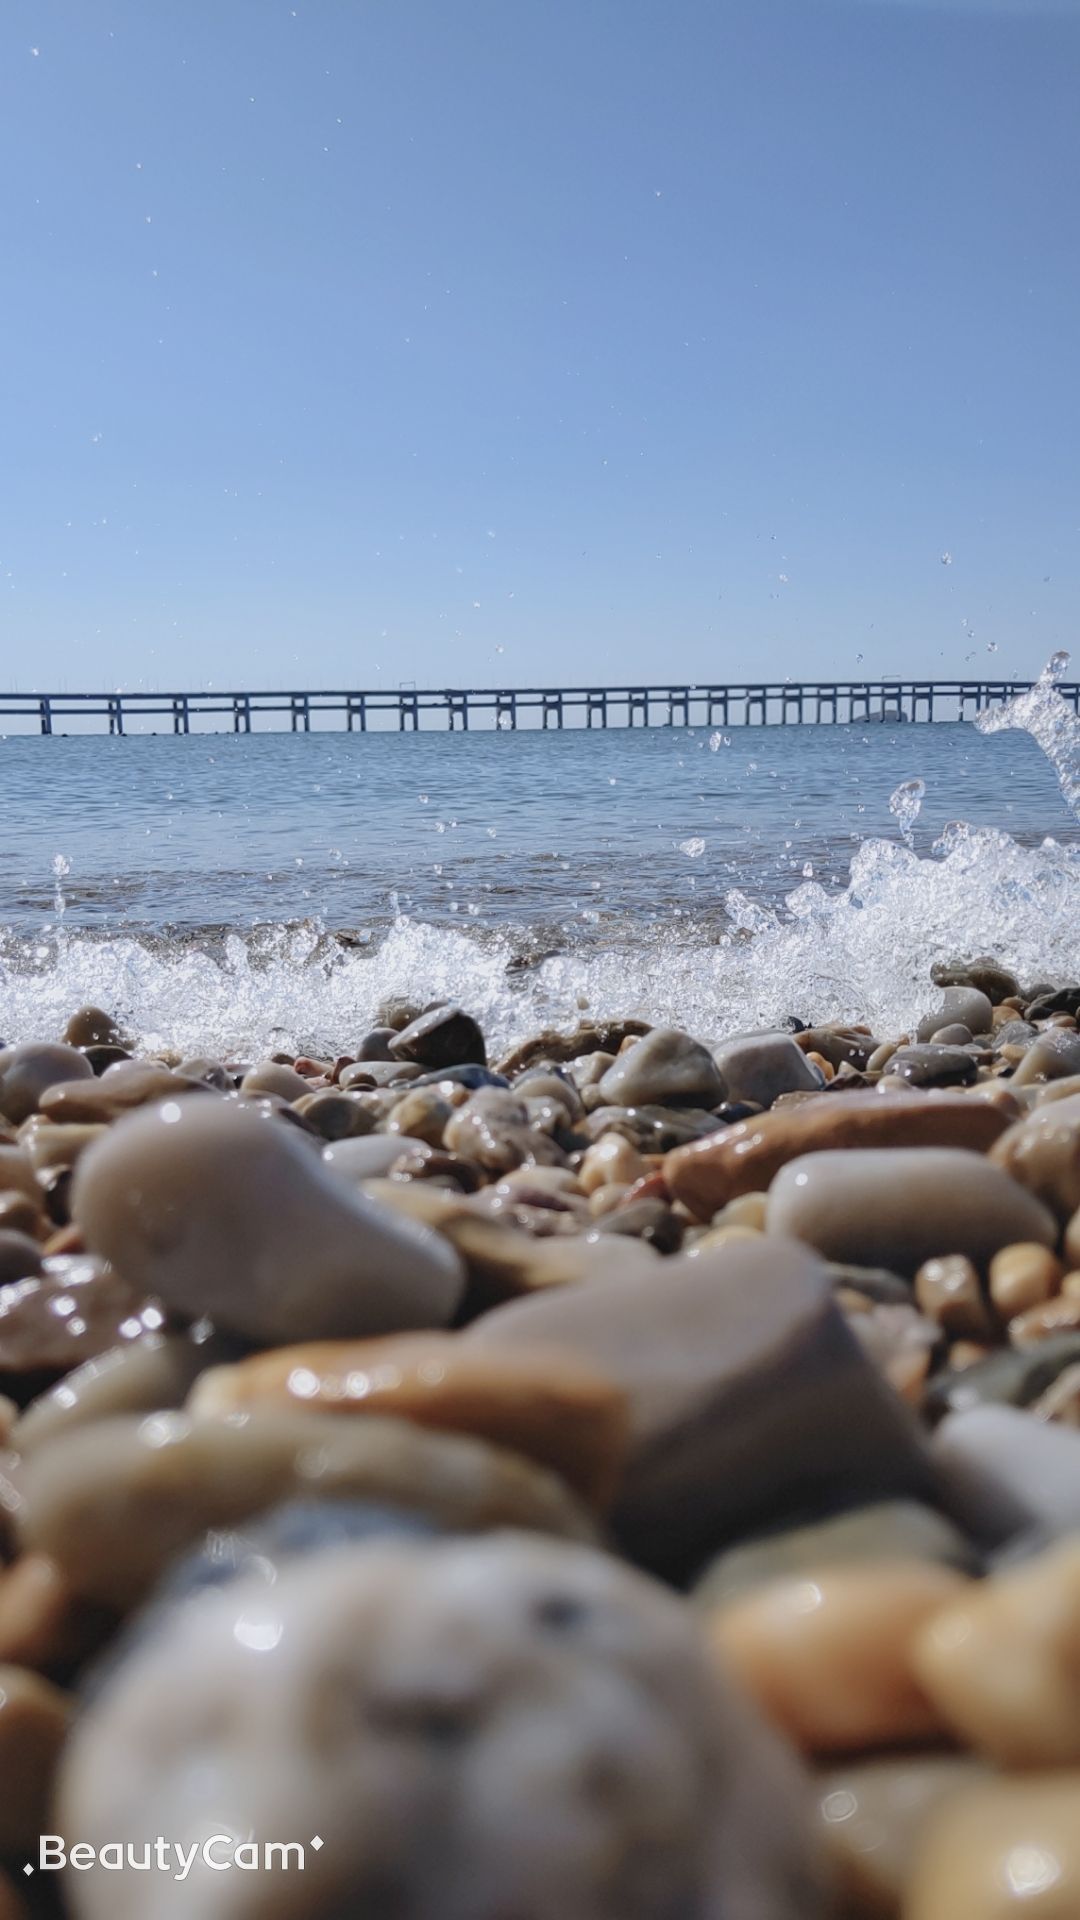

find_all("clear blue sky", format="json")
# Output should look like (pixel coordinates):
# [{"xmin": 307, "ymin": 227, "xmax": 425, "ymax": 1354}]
[{"xmin": 2, "ymin": 0, "xmax": 1077, "ymax": 691}]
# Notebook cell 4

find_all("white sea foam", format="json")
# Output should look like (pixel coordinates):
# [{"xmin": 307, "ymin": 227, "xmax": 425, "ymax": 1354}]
[
  {"xmin": 1, "ymin": 823, "xmax": 1078, "ymax": 1057},
  {"xmin": 3, "ymin": 658, "xmax": 1078, "ymax": 1057}
]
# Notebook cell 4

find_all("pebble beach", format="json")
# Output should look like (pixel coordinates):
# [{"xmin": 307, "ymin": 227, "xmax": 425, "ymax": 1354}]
[{"xmin": 2, "ymin": 960, "xmax": 1080, "ymax": 1915}]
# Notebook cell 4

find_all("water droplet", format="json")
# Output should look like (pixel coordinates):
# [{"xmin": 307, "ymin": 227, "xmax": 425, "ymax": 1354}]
[
  {"xmin": 708, "ymin": 731, "xmax": 729, "ymax": 750},
  {"xmin": 1046, "ymin": 650, "xmax": 1070, "ymax": 683},
  {"xmin": 941, "ymin": 552, "xmax": 953, "ymax": 566},
  {"xmin": 888, "ymin": 778, "xmax": 926, "ymax": 847},
  {"xmin": 678, "ymin": 837, "xmax": 706, "ymax": 859}
]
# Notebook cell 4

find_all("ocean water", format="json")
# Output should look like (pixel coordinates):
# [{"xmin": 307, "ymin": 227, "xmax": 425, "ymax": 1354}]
[{"xmin": 2, "ymin": 697, "xmax": 1080, "ymax": 1057}]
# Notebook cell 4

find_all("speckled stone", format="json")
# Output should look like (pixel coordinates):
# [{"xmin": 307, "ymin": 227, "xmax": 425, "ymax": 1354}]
[
  {"xmin": 59, "ymin": 1534, "xmax": 828, "ymax": 1920},
  {"xmin": 712, "ymin": 1032, "xmax": 823, "ymax": 1108},
  {"xmin": 597, "ymin": 1027, "xmax": 727, "ymax": 1109}
]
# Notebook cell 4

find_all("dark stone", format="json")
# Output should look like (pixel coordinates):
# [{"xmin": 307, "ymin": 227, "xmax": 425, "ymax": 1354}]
[
  {"xmin": 0, "ymin": 1230, "xmax": 45, "ymax": 1285},
  {"xmin": 931, "ymin": 959, "xmax": 1021, "ymax": 1005},
  {"xmin": 826, "ymin": 1263, "xmax": 913, "ymax": 1306},
  {"xmin": 390, "ymin": 1005, "xmax": 488, "ymax": 1071},
  {"xmin": 413, "ymin": 1064, "xmax": 510, "ymax": 1092},
  {"xmin": 596, "ymin": 1201, "xmax": 684, "ymax": 1255},
  {"xmin": 83, "ymin": 1044, "xmax": 132, "ymax": 1076},
  {"xmin": 0, "ymin": 1254, "xmax": 163, "ymax": 1405},
  {"xmin": 1026, "ymin": 986, "xmax": 1080, "ymax": 1022},
  {"xmin": 355, "ymin": 1026, "xmax": 398, "ymax": 1061},
  {"xmin": 922, "ymin": 1334, "xmax": 1080, "ymax": 1425},
  {"xmin": 63, "ymin": 1006, "xmax": 122, "ymax": 1049},
  {"xmin": 883, "ymin": 1044, "xmax": 978, "ymax": 1088}
]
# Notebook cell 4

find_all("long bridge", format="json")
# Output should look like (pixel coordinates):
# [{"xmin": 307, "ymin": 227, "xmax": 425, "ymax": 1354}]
[{"xmin": 0, "ymin": 678, "xmax": 1067, "ymax": 736}]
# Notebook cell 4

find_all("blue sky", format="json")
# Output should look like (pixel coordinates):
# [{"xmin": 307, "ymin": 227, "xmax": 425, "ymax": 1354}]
[{"xmin": 1, "ymin": 0, "xmax": 1077, "ymax": 691}]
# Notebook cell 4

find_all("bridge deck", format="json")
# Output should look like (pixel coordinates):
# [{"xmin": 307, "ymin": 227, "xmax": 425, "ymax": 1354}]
[{"xmin": 0, "ymin": 680, "xmax": 1064, "ymax": 735}]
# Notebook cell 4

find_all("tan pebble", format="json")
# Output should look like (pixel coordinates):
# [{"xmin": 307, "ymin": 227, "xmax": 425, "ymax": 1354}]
[
  {"xmin": 0, "ymin": 1552, "xmax": 111, "ymax": 1675},
  {"xmin": 990, "ymin": 1242, "xmax": 1064, "ymax": 1319},
  {"xmin": 915, "ymin": 1255, "xmax": 996, "ymax": 1339},
  {"xmin": 912, "ymin": 1538, "xmax": 1080, "ymax": 1766},
  {"xmin": 866, "ymin": 1041, "xmax": 899, "ymax": 1072},
  {"xmin": 188, "ymin": 1334, "xmax": 629, "ymax": 1507},
  {"xmin": 906, "ymin": 1774, "xmax": 1080, "ymax": 1920},
  {"xmin": 588, "ymin": 1181, "xmax": 630, "ymax": 1217},
  {"xmin": 239, "ymin": 1059, "xmax": 311, "ymax": 1102},
  {"xmin": 707, "ymin": 1560, "xmax": 966, "ymax": 1755},
  {"xmin": 990, "ymin": 1091, "xmax": 1080, "ymax": 1219},
  {"xmin": 1063, "ymin": 1272, "xmax": 1080, "ymax": 1299},
  {"xmin": 817, "ymin": 1751, "xmax": 989, "ymax": 1917},
  {"xmin": 1010, "ymin": 1295, "xmax": 1080, "ymax": 1347},
  {"xmin": 578, "ymin": 1133, "xmax": 648, "ymax": 1196},
  {"xmin": 0, "ymin": 1663, "xmax": 71, "ymax": 1854},
  {"xmin": 710, "ymin": 1191, "xmax": 769, "ymax": 1231},
  {"xmin": 806, "ymin": 1050, "xmax": 835, "ymax": 1081},
  {"xmin": 387, "ymin": 1087, "xmax": 453, "ymax": 1147}
]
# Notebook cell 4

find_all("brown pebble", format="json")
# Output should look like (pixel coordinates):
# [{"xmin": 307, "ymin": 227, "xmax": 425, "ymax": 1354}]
[
  {"xmin": 0, "ymin": 1043, "xmax": 94, "ymax": 1125},
  {"xmin": 63, "ymin": 1007, "xmax": 121, "ymax": 1049},
  {"xmin": 915, "ymin": 1255, "xmax": 996, "ymax": 1340},
  {"xmin": 989, "ymin": 1241, "xmax": 1064, "ymax": 1319},
  {"xmin": 906, "ymin": 1775, "xmax": 1080, "ymax": 1920},
  {"xmin": 0, "ymin": 1230, "xmax": 44, "ymax": 1285},
  {"xmin": 0, "ymin": 1194, "xmax": 45, "ymax": 1239},
  {"xmin": 667, "ymin": 1090, "xmax": 1013, "ymax": 1219},
  {"xmin": 708, "ymin": 1561, "xmax": 967, "ymax": 1755},
  {"xmin": 188, "ymin": 1334, "xmax": 628, "ymax": 1508}
]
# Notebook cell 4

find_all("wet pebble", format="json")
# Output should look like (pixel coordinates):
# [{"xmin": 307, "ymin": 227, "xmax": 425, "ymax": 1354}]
[{"xmin": 0, "ymin": 1043, "xmax": 94, "ymax": 1125}]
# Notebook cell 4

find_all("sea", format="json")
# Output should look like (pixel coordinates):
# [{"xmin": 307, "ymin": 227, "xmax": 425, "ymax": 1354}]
[{"xmin": 2, "ymin": 682, "xmax": 1080, "ymax": 1059}]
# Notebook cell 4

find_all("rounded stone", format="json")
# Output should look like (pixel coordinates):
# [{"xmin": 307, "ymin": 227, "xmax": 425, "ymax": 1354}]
[
  {"xmin": 0, "ymin": 1663, "xmax": 71, "ymax": 1854},
  {"xmin": 817, "ymin": 1752, "xmax": 990, "ymax": 1918},
  {"xmin": 711, "ymin": 1032, "xmax": 823, "ymax": 1108},
  {"xmin": 707, "ymin": 1560, "xmax": 967, "ymax": 1755},
  {"xmin": 71, "ymin": 1098, "xmax": 464, "ymax": 1345},
  {"xmin": 63, "ymin": 1007, "xmax": 122, "ymax": 1049},
  {"xmin": 917, "ymin": 986, "xmax": 994, "ymax": 1042},
  {"xmin": 906, "ymin": 1775, "xmax": 1080, "ymax": 1920},
  {"xmin": 389, "ymin": 1004, "xmax": 487, "ymax": 1071},
  {"xmin": 912, "ymin": 1537, "xmax": 1080, "ymax": 1766},
  {"xmin": 597, "ymin": 1027, "xmax": 726, "ymax": 1109},
  {"xmin": 239, "ymin": 1060, "xmax": 311, "ymax": 1102},
  {"xmin": 0, "ymin": 1229, "xmax": 44, "ymax": 1285},
  {"xmin": 989, "ymin": 1242, "xmax": 1064, "ymax": 1320},
  {"xmin": 990, "ymin": 1090, "xmax": 1080, "ymax": 1218},
  {"xmin": 58, "ymin": 1533, "xmax": 828, "ymax": 1920},
  {"xmin": 767, "ymin": 1148, "xmax": 1056, "ymax": 1276},
  {"xmin": 0, "ymin": 1042, "xmax": 94, "ymax": 1124},
  {"xmin": 915, "ymin": 1255, "xmax": 996, "ymax": 1340}
]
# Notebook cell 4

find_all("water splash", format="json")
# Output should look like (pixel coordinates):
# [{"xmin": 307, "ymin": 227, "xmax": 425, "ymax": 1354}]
[
  {"xmin": 52, "ymin": 855, "xmax": 71, "ymax": 923},
  {"xmin": 888, "ymin": 778, "xmax": 926, "ymax": 847},
  {"xmin": 975, "ymin": 651, "xmax": 1080, "ymax": 819}
]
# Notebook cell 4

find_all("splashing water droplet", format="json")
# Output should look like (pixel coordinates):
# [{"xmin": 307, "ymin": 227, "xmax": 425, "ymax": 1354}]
[
  {"xmin": 52, "ymin": 854, "xmax": 71, "ymax": 922},
  {"xmin": 888, "ymin": 778, "xmax": 926, "ymax": 847},
  {"xmin": 708, "ymin": 731, "xmax": 729, "ymax": 750},
  {"xmin": 678, "ymin": 837, "xmax": 706, "ymax": 859},
  {"xmin": 941, "ymin": 552, "xmax": 953, "ymax": 566},
  {"xmin": 976, "ymin": 652, "xmax": 1080, "ymax": 818}
]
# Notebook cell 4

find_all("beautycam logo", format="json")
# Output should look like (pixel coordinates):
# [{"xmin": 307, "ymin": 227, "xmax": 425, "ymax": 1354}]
[{"xmin": 26, "ymin": 1834, "xmax": 323, "ymax": 1881}]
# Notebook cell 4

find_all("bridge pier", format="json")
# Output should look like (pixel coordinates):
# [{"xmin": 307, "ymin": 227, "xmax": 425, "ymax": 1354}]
[
  {"xmin": 172, "ymin": 697, "xmax": 190, "ymax": 734},
  {"xmin": 814, "ymin": 687, "xmax": 838, "ymax": 722},
  {"xmin": 667, "ymin": 688, "xmax": 690, "ymax": 726},
  {"xmin": 586, "ymin": 690, "xmax": 608, "ymax": 728},
  {"xmin": 39, "ymin": 698, "xmax": 52, "ymax": 736},
  {"xmin": 541, "ymin": 692, "xmax": 563, "ymax": 729},
  {"xmin": 495, "ymin": 692, "xmax": 517, "ymax": 730},
  {"xmin": 704, "ymin": 689, "xmax": 729, "ymax": 724},
  {"xmin": 290, "ymin": 695, "xmax": 310, "ymax": 732},
  {"xmin": 447, "ymin": 692, "xmax": 469, "ymax": 731},
  {"xmin": 627, "ymin": 689, "xmax": 649, "ymax": 725},
  {"xmin": 108, "ymin": 696, "xmax": 125, "ymax": 736},
  {"xmin": 399, "ymin": 694, "xmax": 419, "ymax": 731},
  {"xmin": 346, "ymin": 695, "xmax": 367, "ymax": 731},
  {"xmin": 781, "ymin": 687, "xmax": 804, "ymax": 723},
  {"xmin": 745, "ymin": 686, "xmax": 766, "ymax": 725},
  {"xmin": 233, "ymin": 696, "xmax": 252, "ymax": 733}
]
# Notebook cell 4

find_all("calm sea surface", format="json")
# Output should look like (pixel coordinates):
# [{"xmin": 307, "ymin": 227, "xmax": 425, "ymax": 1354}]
[{"xmin": 0, "ymin": 722, "xmax": 1073, "ymax": 936}]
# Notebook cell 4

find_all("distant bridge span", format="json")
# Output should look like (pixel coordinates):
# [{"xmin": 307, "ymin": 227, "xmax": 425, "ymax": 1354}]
[{"xmin": 0, "ymin": 679, "xmax": 1063, "ymax": 735}]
